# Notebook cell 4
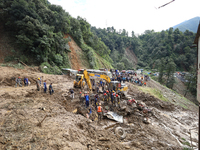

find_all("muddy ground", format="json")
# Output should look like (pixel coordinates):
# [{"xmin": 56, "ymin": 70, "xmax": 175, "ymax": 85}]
[{"xmin": 0, "ymin": 66, "xmax": 198, "ymax": 150}]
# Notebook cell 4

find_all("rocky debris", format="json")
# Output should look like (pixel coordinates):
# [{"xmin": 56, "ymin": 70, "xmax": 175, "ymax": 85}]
[{"xmin": 0, "ymin": 67, "xmax": 198, "ymax": 149}]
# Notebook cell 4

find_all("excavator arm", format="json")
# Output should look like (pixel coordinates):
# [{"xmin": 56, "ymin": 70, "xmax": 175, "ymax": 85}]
[
  {"xmin": 83, "ymin": 69, "xmax": 111, "ymax": 91},
  {"xmin": 88, "ymin": 73, "xmax": 111, "ymax": 83},
  {"xmin": 83, "ymin": 69, "xmax": 93, "ymax": 90}
]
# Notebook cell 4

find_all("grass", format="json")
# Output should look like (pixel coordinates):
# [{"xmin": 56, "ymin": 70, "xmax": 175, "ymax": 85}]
[
  {"xmin": 138, "ymin": 86, "xmax": 168, "ymax": 102},
  {"xmin": 1, "ymin": 63, "xmax": 24, "ymax": 69},
  {"xmin": 181, "ymin": 138, "xmax": 190, "ymax": 147},
  {"xmin": 179, "ymin": 103, "xmax": 188, "ymax": 109},
  {"xmin": 183, "ymin": 148, "xmax": 192, "ymax": 150}
]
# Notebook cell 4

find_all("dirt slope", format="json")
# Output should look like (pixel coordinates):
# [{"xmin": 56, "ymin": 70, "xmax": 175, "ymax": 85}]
[
  {"xmin": 0, "ymin": 66, "xmax": 198, "ymax": 149},
  {"xmin": 125, "ymin": 47, "xmax": 138, "ymax": 68},
  {"xmin": 64, "ymin": 34, "xmax": 90, "ymax": 70}
]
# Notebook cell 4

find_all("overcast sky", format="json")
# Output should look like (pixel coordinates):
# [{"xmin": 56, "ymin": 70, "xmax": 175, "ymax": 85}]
[{"xmin": 48, "ymin": 0, "xmax": 200, "ymax": 35}]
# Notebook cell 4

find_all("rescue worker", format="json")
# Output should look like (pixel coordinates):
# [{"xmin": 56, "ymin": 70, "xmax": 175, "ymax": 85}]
[
  {"xmin": 116, "ymin": 93, "xmax": 120, "ymax": 106},
  {"xmin": 15, "ymin": 77, "xmax": 22, "ymax": 87},
  {"xmin": 39, "ymin": 76, "xmax": 43, "ymax": 86},
  {"xmin": 43, "ymin": 80, "xmax": 47, "ymax": 93},
  {"xmin": 103, "ymin": 92, "xmax": 107, "ymax": 101},
  {"xmin": 102, "ymin": 84, "xmax": 105, "ymax": 91},
  {"xmin": 100, "ymin": 80, "xmax": 102, "ymax": 87},
  {"xmin": 25, "ymin": 77, "xmax": 28, "ymax": 86},
  {"xmin": 94, "ymin": 93, "xmax": 99, "ymax": 110},
  {"xmin": 97, "ymin": 103, "xmax": 103, "ymax": 122},
  {"xmin": 96, "ymin": 84, "xmax": 99, "ymax": 93},
  {"xmin": 49, "ymin": 83, "xmax": 54, "ymax": 95},
  {"xmin": 113, "ymin": 84, "xmax": 116, "ymax": 91},
  {"xmin": 111, "ymin": 91, "xmax": 115, "ymax": 105},
  {"xmin": 36, "ymin": 78, "xmax": 40, "ymax": 91},
  {"xmin": 85, "ymin": 93, "xmax": 90, "ymax": 108},
  {"xmin": 70, "ymin": 88, "xmax": 74, "ymax": 99},
  {"xmin": 107, "ymin": 90, "xmax": 110, "ymax": 101}
]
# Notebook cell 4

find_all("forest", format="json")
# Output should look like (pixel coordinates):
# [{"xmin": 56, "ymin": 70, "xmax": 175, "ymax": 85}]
[{"xmin": 0, "ymin": 0, "xmax": 112, "ymax": 72}]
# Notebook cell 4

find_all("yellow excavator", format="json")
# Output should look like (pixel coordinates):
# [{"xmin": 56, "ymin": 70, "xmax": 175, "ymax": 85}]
[
  {"xmin": 74, "ymin": 70, "xmax": 111, "ymax": 90},
  {"xmin": 73, "ymin": 74, "xmax": 85, "ymax": 89},
  {"xmin": 82, "ymin": 70, "xmax": 128, "ymax": 93}
]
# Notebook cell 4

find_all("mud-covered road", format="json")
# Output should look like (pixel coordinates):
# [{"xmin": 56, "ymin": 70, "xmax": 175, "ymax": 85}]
[{"xmin": 0, "ymin": 66, "xmax": 198, "ymax": 149}]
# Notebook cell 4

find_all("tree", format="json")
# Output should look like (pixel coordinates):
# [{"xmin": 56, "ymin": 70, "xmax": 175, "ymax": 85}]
[
  {"xmin": 184, "ymin": 66, "xmax": 197, "ymax": 96},
  {"xmin": 158, "ymin": 58, "xmax": 166, "ymax": 83},
  {"xmin": 166, "ymin": 59, "xmax": 176, "ymax": 89},
  {"xmin": 116, "ymin": 62, "xmax": 125, "ymax": 70}
]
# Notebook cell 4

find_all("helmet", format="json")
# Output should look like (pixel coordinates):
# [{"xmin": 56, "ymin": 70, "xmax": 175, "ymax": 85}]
[
  {"xmin": 104, "ymin": 93, "xmax": 106, "ymax": 96},
  {"xmin": 112, "ymin": 90, "xmax": 115, "ymax": 92},
  {"xmin": 18, "ymin": 77, "xmax": 21, "ymax": 78},
  {"xmin": 38, "ymin": 78, "xmax": 40, "ymax": 80}
]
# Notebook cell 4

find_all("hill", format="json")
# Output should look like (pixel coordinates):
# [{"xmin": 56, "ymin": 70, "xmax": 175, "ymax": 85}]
[
  {"xmin": 173, "ymin": 16, "xmax": 200, "ymax": 33},
  {"xmin": 0, "ymin": 0, "xmax": 113, "ymax": 72}
]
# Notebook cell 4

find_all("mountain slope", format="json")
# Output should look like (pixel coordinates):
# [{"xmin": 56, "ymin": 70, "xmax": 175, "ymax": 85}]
[
  {"xmin": 0, "ymin": 0, "xmax": 113, "ymax": 71},
  {"xmin": 172, "ymin": 16, "xmax": 200, "ymax": 33}
]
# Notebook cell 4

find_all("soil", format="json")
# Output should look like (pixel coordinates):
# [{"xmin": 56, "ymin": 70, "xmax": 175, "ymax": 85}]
[
  {"xmin": 64, "ymin": 34, "xmax": 88, "ymax": 70},
  {"xmin": 0, "ymin": 66, "xmax": 198, "ymax": 150},
  {"xmin": 125, "ymin": 47, "xmax": 138, "ymax": 68}
]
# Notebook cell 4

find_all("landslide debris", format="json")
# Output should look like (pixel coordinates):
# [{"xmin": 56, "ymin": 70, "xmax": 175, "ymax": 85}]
[{"xmin": 0, "ymin": 66, "xmax": 198, "ymax": 149}]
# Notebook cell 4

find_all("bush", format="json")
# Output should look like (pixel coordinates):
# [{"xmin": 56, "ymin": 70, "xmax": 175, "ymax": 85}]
[
  {"xmin": 4, "ymin": 56, "xmax": 15, "ymax": 62},
  {"xmin": 40, "ymin": 62, "xmax": 62, "ymax": 74},
  {"xmin": 54, "ymin": 54, "xmax": 63, "ymax": 66}
]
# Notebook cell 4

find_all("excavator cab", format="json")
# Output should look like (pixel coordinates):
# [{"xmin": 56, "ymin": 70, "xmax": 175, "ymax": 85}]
[
  {"xmin": 75, "ymin": 75, "xmax": 82, "ymax": 82},
  {"xmin": 109, "ymin": 81, "xmax": 120, "ymax": 91},
  {"xmin": 74, "ymin": 74, "xmax": 85, "ymax": 88},
  {"xmin": 109, "ymin": 81, "xmax": 128, "ymax": 98}
]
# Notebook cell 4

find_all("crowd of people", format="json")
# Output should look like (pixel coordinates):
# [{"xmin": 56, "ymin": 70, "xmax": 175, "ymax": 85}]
[
  {"xmin": 110, "ymin": 71, "xmax": 150, "ymax": 86},
  {"xmin": 15, "ymin": 76, "xmax": 54, "ymax": 95},
  {"xmin": 76, "ymin": 71, "xmax": 151, "ymax": 122}
]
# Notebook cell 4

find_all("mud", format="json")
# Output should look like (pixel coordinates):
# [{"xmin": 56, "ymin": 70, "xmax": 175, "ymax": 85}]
[{"xmin": 0, "ymin": 66, "xmax": 198, "ymax": 149}]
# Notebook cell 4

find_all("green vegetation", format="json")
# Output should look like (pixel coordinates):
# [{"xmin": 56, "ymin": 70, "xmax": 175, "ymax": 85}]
[
  {"xmin": 0, "ymin": 0, "xmax": 197, "ymax": 91},
  {"xmin": 138, "ymin": 86, "xmax": 168, "ymax": 102},
  {"xmin": 183, "ymin": 148, "xmax": 192, "ymax": 150},
  {"xmin": 1, "ymin": 63, "xmax": 24, "ymax": 69},
  {"xmin": 0, "ymin": 0, "xmax": 113, "ymax": 73},
  {"xmin": 181, "ymin": 138, "xmax": 190, "ymax": 147},
  {"xmin": 91, "ymin": 27, "xmax": 140, "ymax": 70}
]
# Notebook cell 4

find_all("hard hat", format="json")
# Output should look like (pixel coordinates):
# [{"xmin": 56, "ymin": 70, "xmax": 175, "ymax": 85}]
[
  {"xmin": 38, "ymin": 78, "xmax": 40, "ymax": 80},
  {"xmin": 104, "ymin": 93, "xmax": 106, "ymax": 96},
  {"xmin": 112, "ymin": 90, "xmax": 115, "ymax": 92},
  {"xmin": 18, "ymin": 77, "xmax": 21, "ymax": 78},
  {"xmin": 80, "ymin": 92, "xmax": 82, "ymax": 94}
]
